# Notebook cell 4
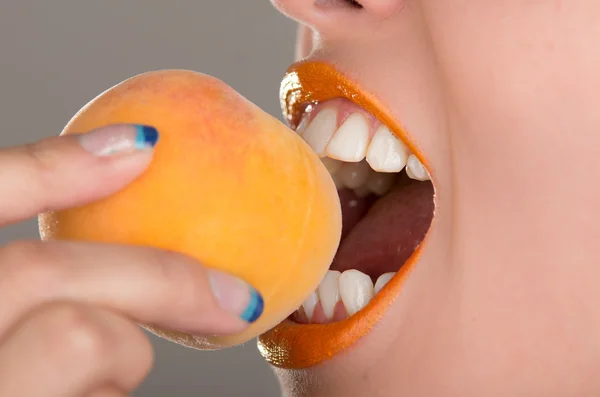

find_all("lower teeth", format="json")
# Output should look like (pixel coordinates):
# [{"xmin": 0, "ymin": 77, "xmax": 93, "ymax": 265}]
[
  {"xmin": 295, "ymin": 153, "xmax": 428, "ymax": 325},
  {"xmin": 294, "ymin": 270, "xmax": 396, "ymax": 324}
]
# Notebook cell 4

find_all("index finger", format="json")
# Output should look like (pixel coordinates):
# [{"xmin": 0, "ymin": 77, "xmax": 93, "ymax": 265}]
[
  {"xmin": 0, "ymin": 240, "xmax": 264, "ymax": 337},
  {"xmin": 0, "ymin": 124, "xmax": 158, "ymax": 226}
]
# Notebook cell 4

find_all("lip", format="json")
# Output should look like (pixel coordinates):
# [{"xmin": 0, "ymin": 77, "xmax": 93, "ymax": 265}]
[{"xmin": 256, "ymin": 60, "xmax": 432, "ymax": 369}]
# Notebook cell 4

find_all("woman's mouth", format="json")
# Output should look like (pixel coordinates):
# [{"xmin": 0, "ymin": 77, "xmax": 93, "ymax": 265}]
[
  {"xmin": 292, "ymin": 97, "xmax": 434, "ymax": 324},
  {"xmin": 257, "ymin": 61, "xmax": 436, "ymax": 369}
]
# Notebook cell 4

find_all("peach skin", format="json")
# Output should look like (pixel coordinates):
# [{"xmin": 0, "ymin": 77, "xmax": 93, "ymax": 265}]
[{"xmin": 37, "ymin": 69, "xmax": 342, "ymax": 350}]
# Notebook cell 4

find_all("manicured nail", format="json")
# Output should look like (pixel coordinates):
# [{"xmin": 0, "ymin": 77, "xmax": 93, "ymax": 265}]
[
  {"xmin": 208, "ymin": 270, "xmax": 264, "ymax": 323},
  {"xmin": 78, "ymin": 124, "xmax": 159, "ymax": 156}
]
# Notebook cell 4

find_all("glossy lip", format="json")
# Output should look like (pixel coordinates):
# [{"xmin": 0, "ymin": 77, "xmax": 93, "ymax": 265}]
[{"xmin": 257, "ymin": 60, "xmax": 433, "ymax": 369}]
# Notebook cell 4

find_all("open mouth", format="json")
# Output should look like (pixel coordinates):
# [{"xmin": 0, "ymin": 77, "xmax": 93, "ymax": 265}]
[
  {"xmin": 257, "ymin": 61, "xmax": 435, "ymax": 368},
  {"xmin": 292, "ymin": 96, "xmax": 434, "ymax": 324}
]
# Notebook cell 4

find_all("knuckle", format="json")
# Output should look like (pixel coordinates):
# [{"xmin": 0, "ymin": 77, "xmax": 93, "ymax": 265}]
[
  {"xmin": 145, "ymin": 249, "xmax": 204, "ymax": 317},
  {"xmin": 17, "ymin": 139, "xmax": 64, "ymax": 199},
  {"xmin": 23, "ymin": 139, "xmax": 61, "ymax": 179},
  {"xmin": 0, "ymin": 240, "xmax": 60, "ymax": 291},
  {"xmin": 145, "ymin": 248, "xmax": 173, "ymax": 276},
  {"xmin": 147, "ymin": 248, "xmax": 189, "ymax": 284},
  {"xmin": 44, "ymin": 303, "xmax": 113, "ymax": 362},
  {"xmin": 1, "ymin": 240, "xmax": 44, "ymax": 263}
]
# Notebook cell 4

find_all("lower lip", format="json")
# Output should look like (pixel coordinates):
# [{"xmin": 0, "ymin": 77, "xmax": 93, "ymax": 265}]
[
  {"xmin": 258, "ymin": 246, "xmax": 423, "ymax": 368},
  {"xmin": 257, "ymin": 61, "xmax": 431, "ymax": 369}
]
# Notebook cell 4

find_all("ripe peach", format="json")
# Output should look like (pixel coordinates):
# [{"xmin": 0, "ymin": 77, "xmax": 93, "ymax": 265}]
[{"xmin": 38, "ymin": 70, "xmax": 342, "ymax": 349}]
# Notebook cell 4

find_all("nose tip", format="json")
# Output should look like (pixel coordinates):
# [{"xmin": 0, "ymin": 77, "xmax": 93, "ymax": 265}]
[
  {"xmin": 356, "ymin": 0, "xmax": 404, "ymax": 18},
  {"xmin": 272, "ymin": 0, "xmax": 404, "ymax": 27}
]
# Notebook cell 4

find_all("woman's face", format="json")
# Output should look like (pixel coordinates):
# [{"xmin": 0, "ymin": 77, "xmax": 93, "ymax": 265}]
[{"xmin": 259, "ymin": 1, "xmax": 600, "ymax": 396}]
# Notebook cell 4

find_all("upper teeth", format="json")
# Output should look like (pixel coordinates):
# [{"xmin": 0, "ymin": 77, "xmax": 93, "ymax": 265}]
[
  {"xmin": 406, "ymin": 154, "xmax": 430, "ymax": 181},
  {"xmin": 298, "ymin": 105, "xmax": 430, "ymax": 195},
  {"xmin": 367, "ymin": 125, "xmax": 410, "ymax": 172},
  {"xmin": 326, "ymin": 113, "xmax": 371, "ymax": 162},
  {"xmin": 299, "ymin": 107, "xmax": 337, "ymax": 156}
]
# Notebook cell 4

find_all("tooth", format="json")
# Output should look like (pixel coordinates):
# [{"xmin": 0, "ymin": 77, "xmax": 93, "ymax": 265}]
[
  {"xmin": 374, "ymin": 272, "xmax": 395, "ymax": 294},
  {"xmin": 353, "ymin": 185, "xmax": 371, "ymax": 198},
  {"xmin": 366, "ymin": 125, "xmax": 410, "ymax": 172},
  {"xmin": 296, "ymin": 113, "xmax": 310, "ymax": 136},
  {"xmin": 339, "ymin": 269, "xmax": 375, "ymax": 316},
  {"xmin": 325, "ymin": 113, "xmax": 370, "ymax": 162},
  {"xmin": 332, "ymin": 173, "xmax": 344, "ymax": 189},
  {"xmin": 321, "ymin": 157, "xmax": 343, "ymax": 175},
  {"xmin": 406, "ymin": 154, "xmax": 430, "ymax": 181},
  {"xmin": 338, "ymin": 160, "xmax": 371, "ymax": 189},
  {"xmin": 317, "ymin": 270, "xmax": 341, "ymax": 320},
  {"xmin": 301, "ymin": 291, "xmax": 319, "ymax": 323},
  {"xmin": 301, "ymin": 108, "xmax": 337, "ymax": 156},
  {"xmin": 366, "ymin": 171, "xmax": 396, "ymax": 196}
]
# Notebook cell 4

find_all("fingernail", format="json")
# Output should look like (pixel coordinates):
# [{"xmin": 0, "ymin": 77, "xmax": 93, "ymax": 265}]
[
  {"xmin": 208, "ymin": 270, "xmax": 264, "ymax": 323},
  {"xmin": 78, "ymin": 124, "xmax": 159, "ymax": 156}
]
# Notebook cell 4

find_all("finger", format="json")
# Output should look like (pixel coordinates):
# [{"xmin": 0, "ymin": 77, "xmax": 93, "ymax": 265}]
[
  {"xmin": 0, "ymin": 124, "xmax": 159, "ymax": 226},
  {"xmin": 0, "ymin": 240, "xmax": 264, "ymax": 337},
  {"xmin": 0, "ymin": 302, "xmax": 152, "ymax": 397}
]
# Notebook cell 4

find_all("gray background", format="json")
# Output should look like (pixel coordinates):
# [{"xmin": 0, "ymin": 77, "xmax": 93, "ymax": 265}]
[{"xmin": 0, "ymin": 1, "xmax": 297, "ymax": 396}]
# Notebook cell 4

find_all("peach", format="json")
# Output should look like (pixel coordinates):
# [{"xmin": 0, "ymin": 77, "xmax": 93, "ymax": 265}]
[{"xmin": 37, "ymin": 70, "xmax": 342, "ymax": 349}]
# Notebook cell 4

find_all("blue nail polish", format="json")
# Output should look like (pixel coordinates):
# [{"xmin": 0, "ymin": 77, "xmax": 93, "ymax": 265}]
[
  {"xmin": 240, "ymin": 288, "xmax": 264, "ymax": 323},
  {"xmin": 134, "ymin": 125, "xmax": 159, "ymax": 149}
]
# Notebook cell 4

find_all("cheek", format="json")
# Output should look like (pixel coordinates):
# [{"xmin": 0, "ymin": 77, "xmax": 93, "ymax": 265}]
[
  {"xmin": 421, "ymin": 2, "xmax": 573, "ymax": 119},
  {"xmin": 418, "ymin": 0, "xmax": 600, "ymax": 189},
  {"xmin": 295, "ymin": 24, "xmax": 315, "ymax": 60}
]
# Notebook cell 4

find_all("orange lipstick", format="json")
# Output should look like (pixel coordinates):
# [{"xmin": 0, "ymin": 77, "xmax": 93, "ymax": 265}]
[{"xmin": 257, "ymin": 61, "xmax": 430, "ymax": 369}]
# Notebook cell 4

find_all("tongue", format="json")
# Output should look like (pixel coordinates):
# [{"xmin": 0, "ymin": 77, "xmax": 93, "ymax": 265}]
[{"xmin": 331, "ymin": 179, "xmax": 434, "ymax": 279}]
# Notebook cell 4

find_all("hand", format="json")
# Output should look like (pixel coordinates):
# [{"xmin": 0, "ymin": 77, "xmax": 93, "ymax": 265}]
[{"xmin": 0, "ymin": 124, "xmax": 263, "ymax": 397}]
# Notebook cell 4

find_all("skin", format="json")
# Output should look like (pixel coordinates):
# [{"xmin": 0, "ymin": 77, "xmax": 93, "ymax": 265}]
[
  {"xmin": 2, "ymin": 1, "xmax": 599, "ymax": 396},
  {"xmin": 0, "ymin": 126, "xmax": 260, "ymax": 397},
  {"xmin": 268, "ymin": 0, "xmax": 600, "ymax": 396}
]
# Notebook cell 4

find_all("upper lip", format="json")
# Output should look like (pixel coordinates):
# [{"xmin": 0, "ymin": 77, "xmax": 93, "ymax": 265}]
[
  {"xmin": 279, "ymin": 60, "xmax": 428, "ymax": 168},
  {"xmin": 256, "ymin": 60, "xmax": 431, "ymax": 369}
]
